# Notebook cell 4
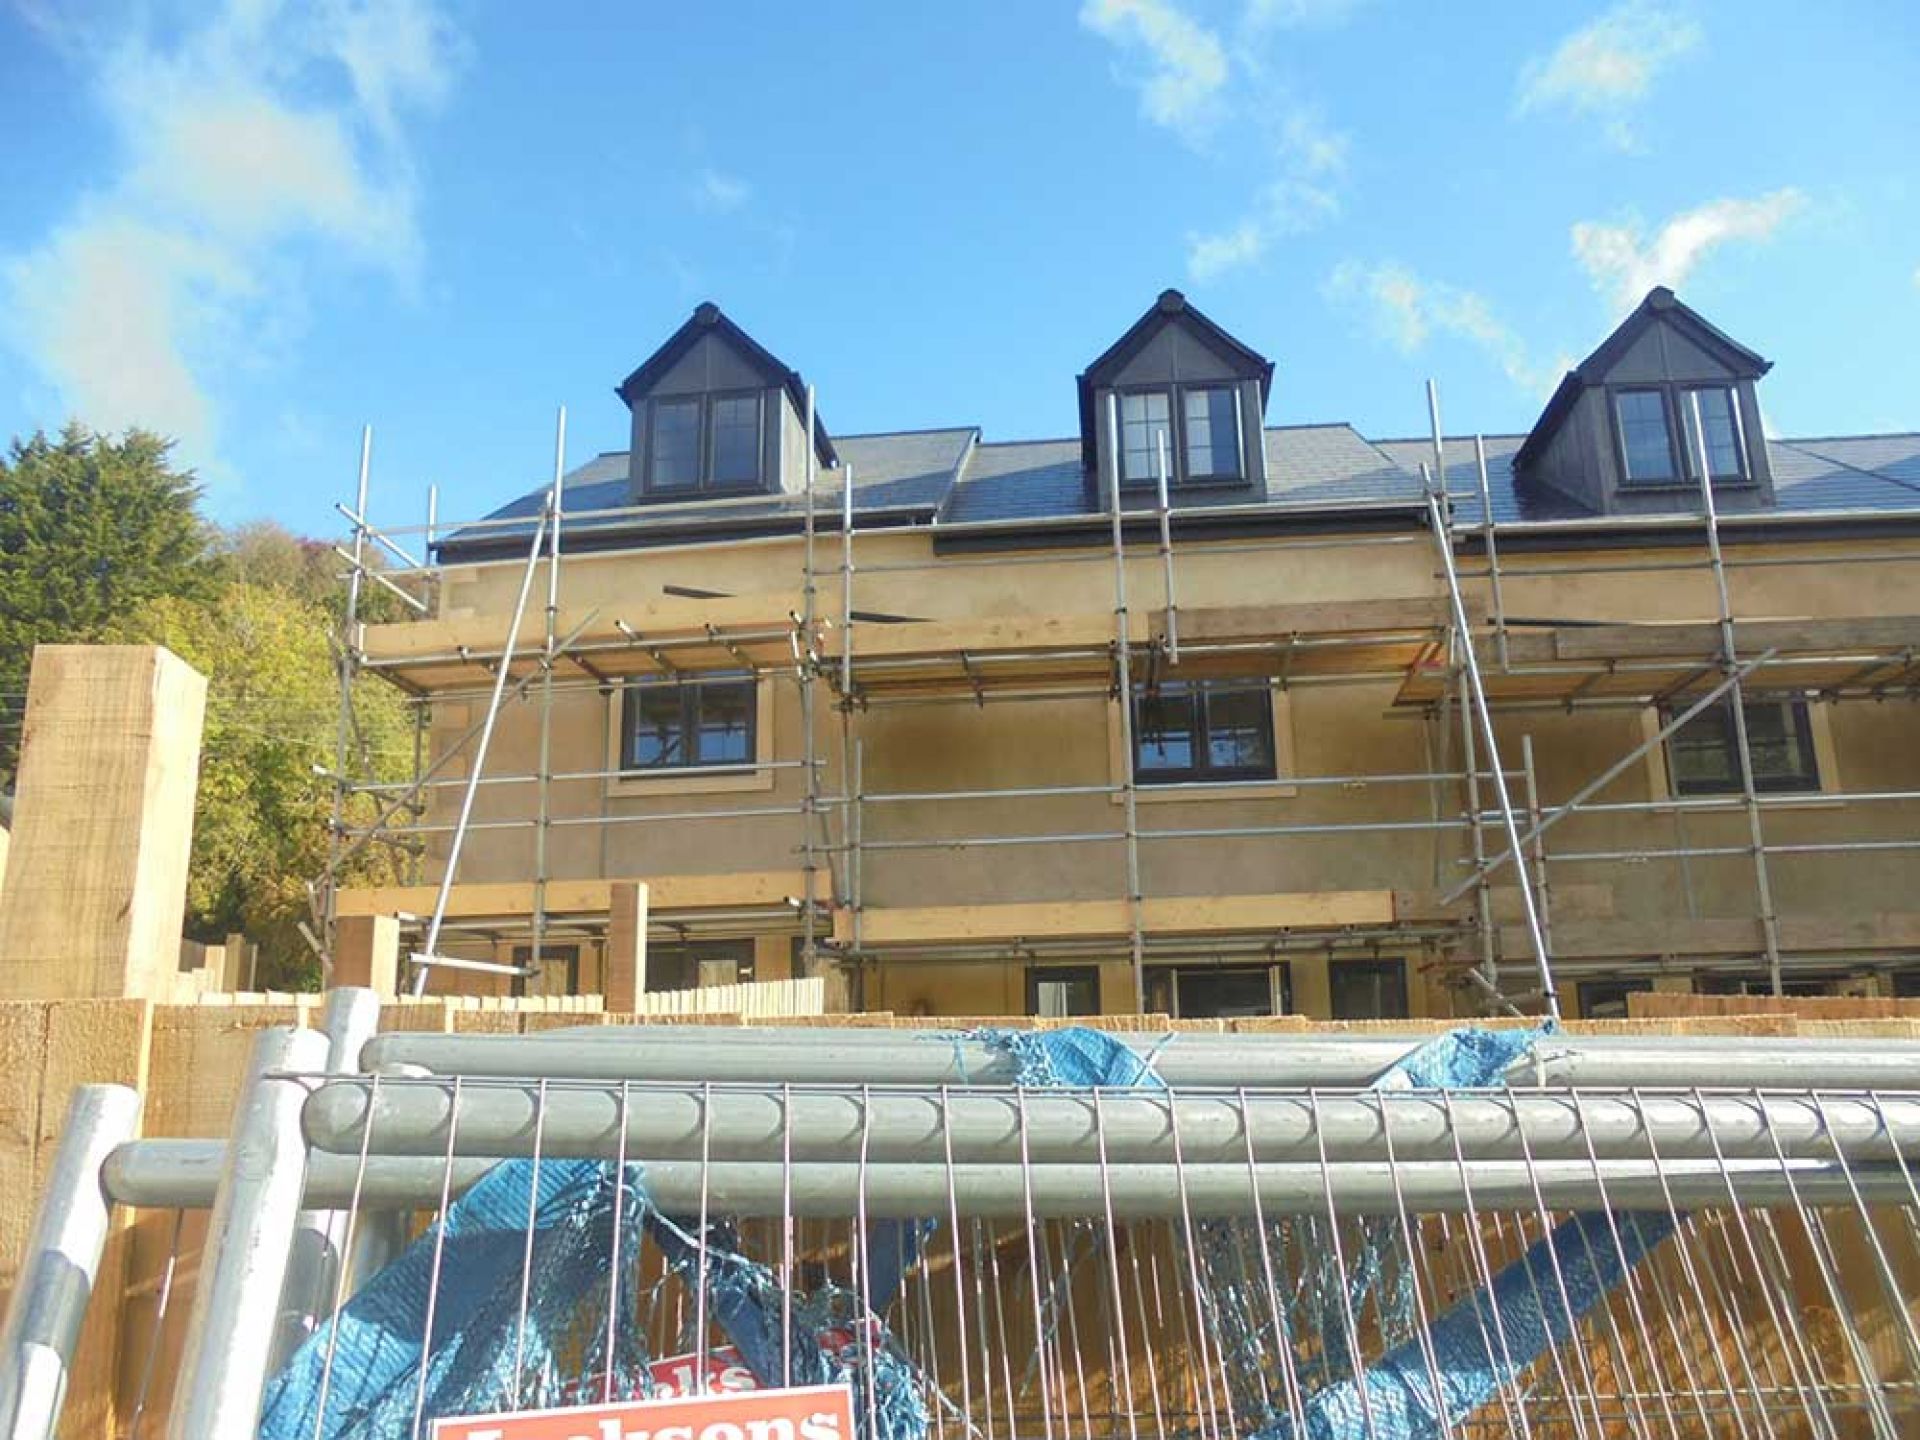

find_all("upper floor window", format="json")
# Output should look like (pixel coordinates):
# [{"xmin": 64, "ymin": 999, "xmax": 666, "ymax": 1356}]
[
  {"xmin": 1133, "ymin": 679, "xmax": 1275, "ymax": 783},
  {"xmin": 1679, "ymin": 385, "xmax": 1745, "ymax": 482},
  {"xmin": 1616, "ymin": 388, "xmax": 1678, "ymax": 485},
  {"xmin": 1119, "ymin": 385, "xmax": 1243, "ymax": 488},
  {"xmin": 622, "ymin": 672, "xmax": 755, "ymax": 772},
  {"xmin": 1615, "ymin": 385, "xmax": 1747, "ymax": 488},
  {"xmin": 1664, "ymin": 696, "xmax": 1818, "ymax": 795},
  {"xmin": 647, "ymin": 391, "xmax": 764, "ymax": 493}
]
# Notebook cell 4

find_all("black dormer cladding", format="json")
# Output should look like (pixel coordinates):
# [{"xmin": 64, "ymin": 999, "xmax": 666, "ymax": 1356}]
[
  {"xmin": 1076, "ymin": 289, "xmax": 1274, "ymax": 502},
  {"xmin": 615, "ymin": 302, "xmax": 835, "ymax": 501},
  {"xmin": 1513, "ymin": 287, "xmax": 1774, "ymax": 516}
]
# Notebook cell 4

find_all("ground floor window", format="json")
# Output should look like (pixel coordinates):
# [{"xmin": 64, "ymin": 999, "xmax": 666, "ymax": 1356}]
[
  {"xmin": 1574, "ymin": 977, "xmax": 1653, "ymax": 1021},
  {"xmin": 1893, "ymin": 970, "xmax": 1920, "ymax": 998},
  {"xmin": 1697, "ymin": 973, "xmax": 1834, "ymax": 998},
  {"xmin": 1329, "ymin": 958, "xmax": 1408, "ymax": 1020},
  {"xmin": 1027, "ymin": 965, "xmax": 1101, "ymax": 1018},
  {"xmin": 648, "ymin": 937, "xmax": 754, "ymax": 992},
  {"xmin": 510, "ymin": 943, "xmax": 580, "ymax": 998},
  {"xmin": 1146, "ymin": 962, "xmax": 1291, "ymax": 1019}
]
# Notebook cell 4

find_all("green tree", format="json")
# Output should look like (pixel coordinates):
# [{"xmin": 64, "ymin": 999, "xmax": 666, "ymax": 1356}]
[
  {"xmin": 0, "ymin": 425, "xmax": 219, "ymax": 777},
  {"xmin": 104, "ymin": 581, "xmax": 415, "ymax": 988}
]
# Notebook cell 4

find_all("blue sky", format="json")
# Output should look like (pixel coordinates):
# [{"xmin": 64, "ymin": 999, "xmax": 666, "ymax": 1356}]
[{"xmin": 1, "ymin": 0, "xmax": 1916, "ymax": 537}]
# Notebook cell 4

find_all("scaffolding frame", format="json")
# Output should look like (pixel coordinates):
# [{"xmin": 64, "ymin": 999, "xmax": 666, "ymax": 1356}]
[{"xmin": 315, "ymin": 378, "xmax": 1920, "ymax": 1016}]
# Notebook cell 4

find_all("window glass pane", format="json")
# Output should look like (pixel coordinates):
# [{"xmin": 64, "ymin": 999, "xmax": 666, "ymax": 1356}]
[
  {"xmin": 1330, "ymin": 960, "xmax": 1408, "ymax": 1020},
  {"xmin": 710, "ymin": 394, "xmax": 762, "ymax": 485},
  {"xmin": 1616, "ymin": 390, "xmax": 1676, "ymax": 484},
  {"xmin": 1575, "ymin": 978, "xmax": 1649, "ymax": 1021},
  {"xmin": 691, "ymin": 678, "xmax": 754, "ymax": 765},
  {"xmin": 650, "ymin": 399, "xmax": 701, "ymax": 490},
  {"xmin": 1680, "ymin": 387, "xmax": 1743, "ymax": 480},
  {"xmin": 1184, "ymin": 387, "xmax": 1240, "ymax": 480},
  {"xmin": 1120, "ymin": 392, "xmax": 1171, "ymax": 484},
  {"xmin": 1031, "ymin": 968, "xmax": 1100, "ymax": 1018},
  {"xmin": 648, "ymin": 939, "xmax": 752, "ymax": 993},
  {"xmin": 511, "ymin": 945, "xmax": 580, "ymax": 998},
  {"xmin": 626, "ymin": 682, "xmax": 686, "ymax": 768},
  {"xmin": 1175, "ymin": 966, "xmax": 1278, "ymax": 1019},
  {"xmin": 1204, "ymin": 685, "xmax": 1274, "ymax": 774},
  {"xmin": 1668, "ymin": 699, "xmax": 1817, "ymax": 794},
  {"xmin": 1133, "ymin": 683, "xmax": 1196, "ymax": 776}
]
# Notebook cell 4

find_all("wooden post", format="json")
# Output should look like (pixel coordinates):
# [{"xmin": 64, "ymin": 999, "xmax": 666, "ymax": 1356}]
[
  {"xmin": 332, "ymin": 915, "xmax": 400, "ymax": 995},
  {"xmin": 0, "ymin": 646, "xmax": 207, "ymax": 1001},
  {"xmin": 604, "ymin": 882, "xmax": 648, "ymax": 1014}
]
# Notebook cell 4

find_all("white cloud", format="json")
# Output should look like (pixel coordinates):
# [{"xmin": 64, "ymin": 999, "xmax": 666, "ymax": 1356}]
[
  {"xmin": 1080, "ymin": 0, "xmax": 1229, "ymax": 137},
  {"xmin": 1571, "ymin": 189, "xmax": 1804, "ymax": 312},
  {"xmin": 1186, "ymin": 108, "xmax": 1346, "ymax": 280},
  {"xmin": 694, "ymin": 169, "xmax": 751, "ymax": 213},
  {"xmin": 1327, "ymin": 260, "xmax": 1564, "ymax": 396},
  {"xmin": 1243, "ymin": 0, "xmax": 1369, "ymax": 29},
  {"xmin": 1, "ymin": 0, "xmax": 459, "ymax": 480},
  {"xmin": 1516, "ymin": 2, "xmax": 1701, "ymax": 148}
]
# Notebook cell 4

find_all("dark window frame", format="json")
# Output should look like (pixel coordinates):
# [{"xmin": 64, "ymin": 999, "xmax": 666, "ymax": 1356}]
[
  {"xmin": 1661, "ymin": 696, "xmax": 1820, "ymax": 796},
  {"xmin": 1575, "ymin": 977, "xmax": 1652, "ymax": 1021},
  {"xmin": 643, "ymin": 388, "xmax": 767, "ymax": 495},
  {"xmin": 1676, "ymin": 384, "xmax": 1748, "ymax": 483},
  {"xmin": 1609, "ymin": 382, "xmax": 1753, "ymax": 491},
  {"xmin": 1611, "ymin": 385, "xmax": 1682, "ymax": 487},
  {"xmin": 647, "ymin": 937, "xmax": 755, "ymax": 993},
  {"xmin": 1149, "ymin": 962, "xmax": 1292, "ymax": 1019},
  {"xmin": 1329, "ymin": 957, "xmax": 1410, "ymax": 1020},
  {"xmin": 619, "ymin": 671, "xmax": 758, "ymax": 774},
  {"xmin": 1132, "ymin": 679, "xmax": 1277, "ymax": 785},
  {"xmin": 509, "ymin": 943, "xmax": 581, "ymax": 999},
  {"xmin": 1026, "ymin": 965, "xmax": 1102, "ymax": 1018},
  {"xmin": 1115, "ymin": 382, "xmax": 1247, "ymax": 490},
  {"xmin": 1697, "ymin": 973, "xmax": 1833, "ymax": 998}
]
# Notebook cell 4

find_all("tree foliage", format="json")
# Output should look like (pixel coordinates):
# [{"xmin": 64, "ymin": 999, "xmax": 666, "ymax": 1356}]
[
  {"xmin": 104, "ymin": 578, "xmax": 415, "ymax": 988},
  {"xmin": 0, "ymin": 425, "xmax": 220, "ymax": 774},
  {"xmin": 3, "ymin": 423, "xmax": 416, "ymax": 989}
]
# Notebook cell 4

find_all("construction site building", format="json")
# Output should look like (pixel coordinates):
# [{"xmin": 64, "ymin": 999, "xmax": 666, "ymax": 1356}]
[{"xmin": 329, "ymin": 285, "xmax": 1920, "ymax": 1022}]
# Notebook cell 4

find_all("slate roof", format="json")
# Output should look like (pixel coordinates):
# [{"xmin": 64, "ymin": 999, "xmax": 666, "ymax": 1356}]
[{"xmin": 441, "ymin": 424, "xmax": 1920, "ymax": 558}]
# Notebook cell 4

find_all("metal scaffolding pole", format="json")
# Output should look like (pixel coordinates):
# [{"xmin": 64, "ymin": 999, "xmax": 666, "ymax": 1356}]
[
  {"xmin": 1423, "ymin": 464, "xmax": 1558, "ymax": 1019},
  {"xmin": 322, "ymin": 426, "xmax": 373, "ymax": 963},
  {"xmin": 800, "ymin": 384, "xmax": 820, "ymax": 975},
  {"xmin": 411, "ymin": 506, "xmax": 550, "ymax": 995},
  {"xmin": 529, "ymin": 408, "xmax": 567, "ymax": 993},
  {"xmin": 1690, "ymin": 390, "xmax": 1786, "ymax": 996},
  {"xmin": 1109, "ymin": 395, "xmax": 1147, "ymax": 1010}
]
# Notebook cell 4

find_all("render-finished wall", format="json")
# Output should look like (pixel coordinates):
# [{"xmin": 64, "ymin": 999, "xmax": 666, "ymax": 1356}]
[{"xmin": 416, "ymin": 524, "xmax": 1920, "ymax": 1015}]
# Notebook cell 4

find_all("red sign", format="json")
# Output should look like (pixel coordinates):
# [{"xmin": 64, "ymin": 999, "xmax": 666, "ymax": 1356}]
[{"xmin": 431, "ymin": 1382, "xmax": 855, "ymax": 1440}]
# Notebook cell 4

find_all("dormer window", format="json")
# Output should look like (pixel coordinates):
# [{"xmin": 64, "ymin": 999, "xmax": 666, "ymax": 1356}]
[
  {"xmin": 1118, "ymin": 384, "xmax": 1245, "ymax": 489},
  {"xmin": 646, "ymin": 391, "xmax": 764, "ymax": 493},
  {"xmin": 1614, "ymin": 384, "xmax": 1748, "ymax": 489},
  {"xmin": 1516, "ymin": 288, "xmax": 1772, "ymax": 512},
  {"xmin": 1079, "ymin": 290, "xmax": 1272, "ymax": 499},
  {"xmin": 1680, "ymin": 385, "xmax": 1746, "ymax": 482},
  {"xmin": 1616, "ymin": 388, "xmax": 1678, "ymax": 485},
  {"xmin": 1184, "ymin": 386, "xmax": 1243, "ymax": 482}
]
